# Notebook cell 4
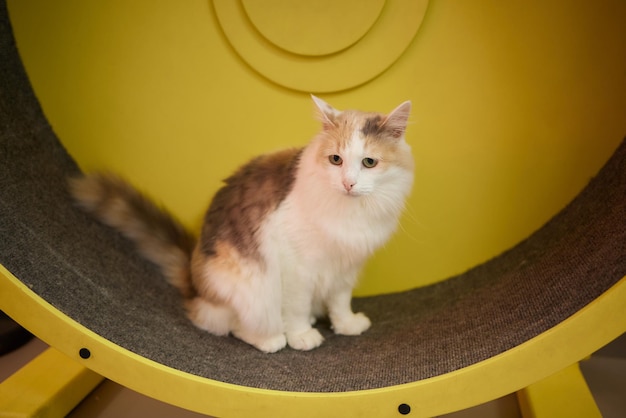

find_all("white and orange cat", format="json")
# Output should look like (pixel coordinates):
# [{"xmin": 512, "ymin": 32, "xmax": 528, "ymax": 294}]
[{"xmin": 70, "ymin": 96, "xmax": 414, "ymax": 353}]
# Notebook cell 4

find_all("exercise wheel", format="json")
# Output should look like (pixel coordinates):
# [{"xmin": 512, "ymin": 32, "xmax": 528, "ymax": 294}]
[{"xmin": 1, "ymin": 1, "xmax": 625, "ymax": 416}]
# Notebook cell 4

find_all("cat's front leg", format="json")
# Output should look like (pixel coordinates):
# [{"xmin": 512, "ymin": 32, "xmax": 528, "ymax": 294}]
[
  {"xmin": 284, "ymin": 306, "xmax": 324, "ymax": 350},
  {"xmin": 327, "ymin": 287, "xmax": 371, "ymax": 336},
  {"xmin": 282, "ymin": 282, "xmax": 324, "ymax": 351}
]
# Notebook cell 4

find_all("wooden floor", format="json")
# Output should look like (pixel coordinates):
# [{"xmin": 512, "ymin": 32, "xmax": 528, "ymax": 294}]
[{"xmin": 1, "ymin": 334, "xmax": 624, "ymax": 417}]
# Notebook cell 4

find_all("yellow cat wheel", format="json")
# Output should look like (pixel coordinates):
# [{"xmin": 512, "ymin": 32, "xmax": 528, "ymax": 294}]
[{"xmin": 1, "ymin": 1, "xmax": 626, "ymax": 416}]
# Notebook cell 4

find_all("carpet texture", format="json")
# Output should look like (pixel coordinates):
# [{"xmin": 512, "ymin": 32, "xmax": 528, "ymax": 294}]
[{"xmin": 1, "ymin": 1, "xmax": 625, "ymax": 393}]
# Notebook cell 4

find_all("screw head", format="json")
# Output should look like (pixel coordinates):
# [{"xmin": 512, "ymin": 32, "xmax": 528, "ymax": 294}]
[{"xmin": 79, "ymin": 348, "xmax": 91, "ymax": 359}]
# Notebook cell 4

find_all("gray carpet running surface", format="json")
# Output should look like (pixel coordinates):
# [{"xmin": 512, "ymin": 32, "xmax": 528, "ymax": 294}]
[{"xmin": 1, "ymin": 1, "xmax": 625, "ymax": 393}]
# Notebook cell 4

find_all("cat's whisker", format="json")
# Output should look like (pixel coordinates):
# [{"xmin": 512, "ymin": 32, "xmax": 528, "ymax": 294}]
[
  {"xmin": 396, "ymin": 218, "xmax": 424, "ymax": 245},
  {"xmin": 402, "ymin": 200, "xmax": 427, "ymax": 231}
]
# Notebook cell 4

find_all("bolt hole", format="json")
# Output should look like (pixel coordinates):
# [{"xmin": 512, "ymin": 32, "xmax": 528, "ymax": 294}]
[
  {"xmin": 79, "ymin": 348, "xmax": 91, "ymax": 359},
  {"xmin": 398, "ymin": 403, "xmax": 411, "ymax": 415}
]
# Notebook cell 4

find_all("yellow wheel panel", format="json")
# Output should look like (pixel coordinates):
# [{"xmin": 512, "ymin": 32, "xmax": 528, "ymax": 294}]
[{"xmin": 7, "ymin": 0, "xmax": 626, "ymax": 295}]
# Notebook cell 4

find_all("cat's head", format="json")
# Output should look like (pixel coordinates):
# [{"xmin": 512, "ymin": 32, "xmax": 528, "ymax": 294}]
[{"xmin": 310, "ymin": 95, "xmax": 414, "ymax": 200}]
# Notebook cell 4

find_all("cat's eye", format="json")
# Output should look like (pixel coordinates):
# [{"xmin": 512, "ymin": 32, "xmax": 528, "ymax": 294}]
[
  {"xmin": 329, "ymin": 155, "xmax": 343, "ymax": 165},
  {"xmin": 362, "ymin": 158, "xmax": 378, "ymax": 168}
]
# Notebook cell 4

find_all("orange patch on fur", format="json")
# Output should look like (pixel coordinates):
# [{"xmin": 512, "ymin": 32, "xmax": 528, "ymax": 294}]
[
  {"xmin": 364, "ymin": 136, "xmax": 414, "ymax": 172},
  {"xmin": 191, "ymin": 240, "xmax": 257, "ymax": 304}
]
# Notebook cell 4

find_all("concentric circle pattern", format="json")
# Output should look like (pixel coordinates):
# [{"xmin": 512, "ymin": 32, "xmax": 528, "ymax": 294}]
[
  {"xmin": 242, "ymin": 0, "xmax": 385, "ymax": 56},
  {"xmin": 214, "ymin": 0, "xmax": 429, "ymax": 92}
]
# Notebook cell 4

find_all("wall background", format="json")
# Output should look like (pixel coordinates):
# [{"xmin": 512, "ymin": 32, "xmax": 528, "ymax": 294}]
[{"xmin": 7, "ymin": 0, "xmax": 626, "ymax": 295}]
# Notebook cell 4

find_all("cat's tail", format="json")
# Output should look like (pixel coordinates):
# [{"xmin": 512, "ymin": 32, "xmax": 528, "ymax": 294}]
[{"xmin": 69, "ymin": 173, "xmax": 197, "ymax": 298}]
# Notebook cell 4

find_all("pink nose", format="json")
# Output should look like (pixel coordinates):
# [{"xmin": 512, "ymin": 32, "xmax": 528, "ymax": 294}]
[{"xmin": 343, "ymin": 181, "xmax": 355, "ymax": 191}]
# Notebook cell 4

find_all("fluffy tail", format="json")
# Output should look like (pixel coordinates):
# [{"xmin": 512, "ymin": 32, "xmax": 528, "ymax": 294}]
[{"xmin": 69, "ymin": 172, "xmax": 196, "ymax": 298}]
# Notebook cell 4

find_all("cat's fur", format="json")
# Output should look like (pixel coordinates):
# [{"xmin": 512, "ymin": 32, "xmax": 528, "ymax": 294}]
[{"xmin": 69, "ymin": 96, "xmax": 414, "ymax": 353}]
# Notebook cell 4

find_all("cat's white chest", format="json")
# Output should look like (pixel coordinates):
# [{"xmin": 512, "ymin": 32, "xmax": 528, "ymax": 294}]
[{"xmin": 269, "ymin": 194, "xmax": 396, "ymax": 269}]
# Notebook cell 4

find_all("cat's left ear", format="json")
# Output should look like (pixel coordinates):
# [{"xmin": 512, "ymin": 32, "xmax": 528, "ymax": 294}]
[
  {"xmin": 381, "ymin": 101, "xmax": 412, "ymax": 139},
  {"xmin": 311, "ymin": 95, "xmax": 340, "ymax": 129}
]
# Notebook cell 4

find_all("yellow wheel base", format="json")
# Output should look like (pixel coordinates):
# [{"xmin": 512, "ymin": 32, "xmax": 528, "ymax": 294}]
[
  {"xmin": 0, "ymin": 347, "xmax": 103, "ymax": 417},
  {"xmin": 517, "ymin": 363, "xmax": 601, "ymax": 418}
]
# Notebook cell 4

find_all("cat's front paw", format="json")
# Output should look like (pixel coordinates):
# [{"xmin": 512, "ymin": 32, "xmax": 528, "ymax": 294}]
[
  {"xmin": 287, "ymin": 328, "xmax": 324, "ymax": 351},
  {"xmin": 233, "ymin": 330, "xmax": 287, "ymax": 353},
  {"xmin": 332, "ymin": 312, "xmax": 371, "ymax": 336},
  {"xmin": 255, "ymin": 334, "xmax": 288, "ymax": 353}
]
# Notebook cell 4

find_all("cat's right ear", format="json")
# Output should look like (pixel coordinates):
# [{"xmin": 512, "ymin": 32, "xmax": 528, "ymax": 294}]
[{"xmin": 311, "ymin": 95, "xmax": 340, "ymax": 129}]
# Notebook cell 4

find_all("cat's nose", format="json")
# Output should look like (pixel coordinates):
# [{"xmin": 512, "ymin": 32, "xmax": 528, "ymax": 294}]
[{"xmin": 343, "ymin": 180, "xmax": 356, "ymax": 191}]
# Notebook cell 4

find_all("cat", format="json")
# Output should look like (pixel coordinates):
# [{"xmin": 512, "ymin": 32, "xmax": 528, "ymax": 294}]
[{"xmin": 69, "ymin": 96, "xmax": 414, "ymax": 353}]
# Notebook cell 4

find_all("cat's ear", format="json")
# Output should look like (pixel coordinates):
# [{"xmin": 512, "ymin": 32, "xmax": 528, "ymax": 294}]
[
  {"xmin": 381, "ymin": 101, "xmax": 412, "ymax": 139},
  {"xmin": 311, "ymin": 94, "xmax": 340, "ymax": 129}
]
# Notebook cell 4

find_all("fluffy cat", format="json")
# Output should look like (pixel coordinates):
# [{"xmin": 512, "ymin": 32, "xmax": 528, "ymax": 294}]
[{"xmin": 69, "ymin": 96, "xmax": 414, "ymax": 353}]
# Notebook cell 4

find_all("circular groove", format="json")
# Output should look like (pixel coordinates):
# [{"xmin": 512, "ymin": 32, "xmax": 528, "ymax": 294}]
[
  {"xmin": 213, "ymin": 0, "xmax": 429, "ymax": 92},
  {"xmin": 241, "ymin": 0, "xmax": 385, "ymax": 56}
]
